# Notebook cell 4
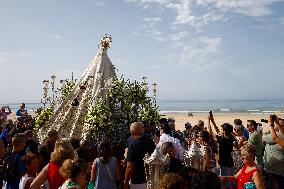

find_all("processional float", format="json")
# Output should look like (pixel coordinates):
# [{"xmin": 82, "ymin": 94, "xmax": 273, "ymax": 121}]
[{"xmin": 37, "ymin": 35, "xmax": 114, "ymax": 143}]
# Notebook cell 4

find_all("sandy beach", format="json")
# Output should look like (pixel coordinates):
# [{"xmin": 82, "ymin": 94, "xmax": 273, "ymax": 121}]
[{"xmin": 161, "ymin": 112, "xmax": 279, "ymax": 133}]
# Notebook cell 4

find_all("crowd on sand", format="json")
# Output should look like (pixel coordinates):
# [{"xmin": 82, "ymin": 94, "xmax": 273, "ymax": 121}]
[{"xmin": 0, "ymin": 103, "xmax": 284, "ymax": 189}]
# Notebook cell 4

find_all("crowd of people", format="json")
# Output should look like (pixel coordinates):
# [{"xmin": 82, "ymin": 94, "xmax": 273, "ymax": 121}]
[{"xmin": 0, "ymin": 103, "xmax": 284, "ymax": 189}]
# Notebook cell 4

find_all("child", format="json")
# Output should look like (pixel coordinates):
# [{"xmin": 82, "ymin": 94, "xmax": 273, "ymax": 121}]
[
  {"xmin": 19, "ymin": 154, "xmax": 41, "ymax": 189},
  {"xmin": 59, "ymin": 159, "xmax": 88, "ymax": 189}
]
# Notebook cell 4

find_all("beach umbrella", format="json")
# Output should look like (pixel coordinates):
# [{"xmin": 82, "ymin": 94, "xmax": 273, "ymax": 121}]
[{"xmin": 37, "ymin": 35, "xmax": 114, "ymax": 143}]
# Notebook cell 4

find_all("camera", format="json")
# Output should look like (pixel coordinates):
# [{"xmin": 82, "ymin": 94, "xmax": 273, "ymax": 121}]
[
  {"xmin": 271, "ymin": 114, "xmax": 276, "ymax": 122},
  {"xmin": 209, "ymin": 111, "xmax": 213, "ymax": 117},
  {"xmin": 260, "ymin": 119, "xmax": 268, "ymax": 123}
]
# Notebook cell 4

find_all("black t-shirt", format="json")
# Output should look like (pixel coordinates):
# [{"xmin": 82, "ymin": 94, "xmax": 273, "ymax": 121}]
[
  {"xmin": 169, "ymin": 157, "xmax": 184, "ymax": 173},
  {"xmin": 127, "ymin": 136, "xmax": 155, "ymax": 184},
  {"xmin": 216, "ymin": 135, "xmax": 235, "ymax": 167}
]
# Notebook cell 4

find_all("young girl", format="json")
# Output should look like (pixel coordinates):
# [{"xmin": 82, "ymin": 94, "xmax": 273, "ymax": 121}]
[
  {"xmin": 220, "ymin": 144, "xmax": 265, "ymax": 189},
  {"xmin": 91, "ymin": 141, "xmax": 120, "ymax": 189},
  {"xmin": 19, "ymin": 154, "xmax": 41, "ymax": 189},
  {"xmin": 59, "ymin": 158, "xmax": 88, "ymax": 189}
]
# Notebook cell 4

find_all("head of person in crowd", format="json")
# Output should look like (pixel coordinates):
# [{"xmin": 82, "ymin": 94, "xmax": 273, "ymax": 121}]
[
  {"xmin": 160, "ymin": 124, "xmax": 171, "ymax": 135},
  {"xmin": 50, "ymin": 138, "xmax": 74, "ymax": 166},
  {"xmin": 234, "ymin": 119, "xmax": 243, "ymax": 127},
  {"xmin": 185, "ymin": 122, "xmax": 192, "ymax": 131},
  {"xmin": 191, "ymin": 171, "xmax": 221, "ymax": 189},
  {"xmin": 5, "ymin": 119, "xmax": 14, "ymax": 130},
  {"xmin": 142, "ymin": 121, "xmax": 150, "ymax": 131},
  {"xmin": 46, "ymin": 129, "xmax": 59, "ymax": 146},
  {"xmin": 198, "ymin": 130, "xmax": 210, "ymax": 145},
  {"xmin": 130, "ymin": 122, "xmax": 144, "ymax": 137},
  {"xmin": 159, "ymin": 118, "xmax": 169, "ymax": 127},
  {"xmin": 23, "ymin": 154, "xmax": 41, "ymax": 177},
  {"xmin": 24, "ymin": 130, "xmax": 34, "ymax": 139},
  {"xmin": 240, "ymin": 143, "xmax": 256, "ymax": 165},
  {"xmin": 12, "ymin": 133, "xmax": 26, "ymax": 152},
  {"xmin": 98, "ymin": 141, "xmax": 112, "ymax": 164},
  {"xmin": 168, "ymin": 117, "xmax": 175, "ymax": 131},
  {"xmin": 70, "ymin": 138, "xmax": 81, "ymax": 150},
  {"xmin": 178, "ymin": 167, "xmax": 199, "ymax": 188},
  {"xmin": 233, "ymin": 125, "xmax": 243, "ymax": 137},
  {"xmin": 161, "ymin": 142, "xmax": 176, "ymax": 157},
  {"xmin": 20, "ymin": 103, "xmax": 26, "ymax": 110},
  {"xmin": 221, "ymin": 123, "xmax": 233, "ymax": 137},
  {"xmin": 278, "ymin": 118, "xmax": 284, "ymax": 126},
  {"xmin": 247, "ymin": 120, "xmax": 257, "ymax": 133},
  {"xmin": 197, "ymin": 120, "xmax": 205, "ymax": 131},
  {"xmin": 60, "ymin": 158, "xmax": 88, "ymax": 188},
  {"xmin": 158, "ymin": 173, "xmax": 185, "ymax": 189},
  {"xmin": 149, "ymin": 121, "xmax": 156, "ymax": 132},
  {"xmin": 1, "ymin": 106, "xmax": 5, "ymax": 113}
]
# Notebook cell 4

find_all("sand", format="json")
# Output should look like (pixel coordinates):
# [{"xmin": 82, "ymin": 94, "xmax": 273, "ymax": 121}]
[{"xmin": 161, "ymin": 112, "xmax": 274, "ymax": 133}]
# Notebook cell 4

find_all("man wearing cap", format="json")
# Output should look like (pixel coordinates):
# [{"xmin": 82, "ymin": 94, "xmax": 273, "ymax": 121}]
[
  {"xmin": 234, "ymin": 119, "xmax": 249, "ymax": 140},
  {"xmin": 181, "ymin": 122, "xmax": 192, "ymax": 148},
  {"xmin": 15, "ymin": 103, "xmax": 28, "ymax": 118}
]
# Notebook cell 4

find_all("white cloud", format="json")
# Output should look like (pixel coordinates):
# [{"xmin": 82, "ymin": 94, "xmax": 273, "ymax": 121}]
[
  {"xmin": 127, "ymin": 0, "xmax": 282, "ymax": 30},
  {"xmin": 141, "ymin": 17, "xmax": 166, "ymax": 42},
  {"xmin": 177, "ymin": 36, "xmax": 222, "ymax": 69},
  {"xmin": 50, "ymin": 35, "xmax": 62, "ymax": 39},
  {"xmin": 86, "ymin": 0, "xmax": 106, "ymax": 6},
  {"xmin": 170, "ymin": 31, "xmax": 188, "ymax": 41}
]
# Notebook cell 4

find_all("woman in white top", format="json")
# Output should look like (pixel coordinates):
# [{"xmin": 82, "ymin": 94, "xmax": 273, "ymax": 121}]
[{"xmin": 19, "ymin": 154, "xmax": 41, "ymax": 189}]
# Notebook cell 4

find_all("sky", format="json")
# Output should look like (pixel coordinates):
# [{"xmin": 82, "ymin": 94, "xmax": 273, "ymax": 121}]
[{"xmin": 0, "ymin": 0, "xmax": 284, "ymax": 103}]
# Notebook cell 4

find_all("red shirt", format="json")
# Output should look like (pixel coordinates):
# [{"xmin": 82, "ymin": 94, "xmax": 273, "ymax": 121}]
[
  {"xmin": 238, "ymin": 164, "xmax": 258, "ymax": 189},
  {"xmin": 47, "ymin": 161, "xmax": 65, "ymax": 189}
]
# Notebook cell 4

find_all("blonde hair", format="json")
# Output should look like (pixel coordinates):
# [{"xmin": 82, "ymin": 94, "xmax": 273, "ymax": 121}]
[
  {"xmin": 158, "ymin": 173, "xmax": 184, "ymax": 189},
  {"xmin": 59, "ymin": 158, "xmax": 87, "ymax": 179},
  {"xmin": 241, "ymin": 143, "xmax": 256, "ymax": 157},
  {"xmin": 50, "ymin": 138, "xmax": 74, "ymax": 165}
]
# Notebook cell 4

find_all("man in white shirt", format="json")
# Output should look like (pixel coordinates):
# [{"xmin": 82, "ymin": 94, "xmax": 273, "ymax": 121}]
[{"xmin": 157, "ymin": 124, "xmax": 184, "ymax": 161}]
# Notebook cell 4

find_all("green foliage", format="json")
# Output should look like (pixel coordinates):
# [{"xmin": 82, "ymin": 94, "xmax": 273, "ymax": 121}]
[
  {"xmin": 61, "ymin": 79, "xmax": 76, "ymax": 98},
  {"xmin": 35, "ymin": 76, "xmax": 76, "ymax": 130},
  {"xmin": 86, "ymin": 75, "xmax": 160, "ymax": 143},
  {"xmin": 34, "ymin": 104, "xmax": 55, "ymax": 130}
]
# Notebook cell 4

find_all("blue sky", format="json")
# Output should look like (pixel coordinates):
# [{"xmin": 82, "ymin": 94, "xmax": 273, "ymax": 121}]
[{"xmin": 0, "ymin": 0, "xmax": 284, "ymax": 103}]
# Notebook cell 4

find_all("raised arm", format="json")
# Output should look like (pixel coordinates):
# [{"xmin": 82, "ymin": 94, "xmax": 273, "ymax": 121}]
[
  {"xmin": 30, "ymin": 164, "xmax": 48, "ymax": 189},
  {"xmin": 270, "ymin": 125, "xmax": 284, "ymax": 148},
  {"xmin": 274, "ymin": 115, "xmax": 284, "ymax": 136}
]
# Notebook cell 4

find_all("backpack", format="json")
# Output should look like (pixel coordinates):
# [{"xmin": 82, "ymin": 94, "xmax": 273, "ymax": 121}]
[{"xmin": 3, "ymin": 153, "xmax": 21, "ymax": 182}]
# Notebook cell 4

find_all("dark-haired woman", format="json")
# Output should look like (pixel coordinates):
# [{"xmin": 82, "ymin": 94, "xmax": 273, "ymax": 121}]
[
  {"xmin": 19, "ymin": 154, "xmax": 41, "ymax": 189},
  {"xmin": 198, "ymin": 130, "xmax": 217, "ymax": 171},
  {"xmin": 208, "ymin": 114, "xmax": 235, "ymax": 189},
  {"xmin": 90, "ymin": 142, "xmax": 120, "ymax": 189}
]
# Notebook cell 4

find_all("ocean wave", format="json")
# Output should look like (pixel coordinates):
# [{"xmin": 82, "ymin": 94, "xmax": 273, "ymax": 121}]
[
  {"xmin": 262, "ymin": 110, "xmax": 279, "ymax": 113},
  {"xmin": 247, "ymin": 110, "xmax": 261, "ymax": 112},
  {"xmin": 219, "ymin": 108, "xmax": 230, "ymax": 112}
]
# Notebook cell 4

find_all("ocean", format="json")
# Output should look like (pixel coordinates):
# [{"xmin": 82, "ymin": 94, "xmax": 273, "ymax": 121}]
[{"xmin": 1, "ymin": 100, "xmax": 284, "ymax": 114}]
